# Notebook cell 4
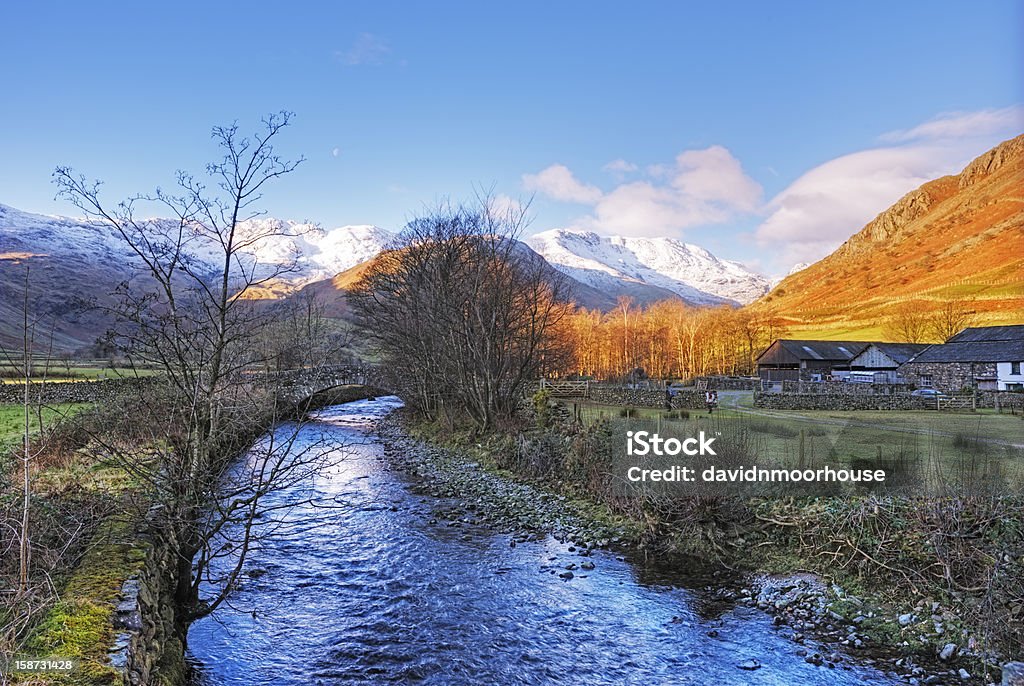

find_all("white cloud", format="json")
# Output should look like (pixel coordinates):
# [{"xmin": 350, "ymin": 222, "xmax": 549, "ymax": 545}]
[
  {"xmin": 487, "ymin": 193, "xmax": 525, "ymax": 218},
  {"xmin": 331, "ymin": 147, "xmax": 341, "ymax": 158},
  {"xmin": 879, "ymin": 105, "xmax": 1024, "ymax": 143},
  {"xmin": 602, "ymin": 159, "xmax": 638, "ymax": 174},
  {"xmin": 592, "ymin": 181, "xmax": 716, "ymax": 235},
  {"xmin": 755, "ymin": 106, "xmax": 1024, "ymax": 270},
  {"xmin": 524, "ymin": 146, "xmax": 762, "ymax": 237},
  {"xmin": 671, "ymin": 146, "xmax": 762, "ymax": 212},
  {"xmin": 337, "ymin": 33, "xmax": 391, "ymax": 66},
  {"xmin": 522, "ymin": 164, "xmax": 602, "ymax": 204}
]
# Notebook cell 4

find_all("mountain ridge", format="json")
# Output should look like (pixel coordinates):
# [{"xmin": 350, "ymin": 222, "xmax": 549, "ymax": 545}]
[
  {"xmin": 755, "ymin": 134, "xmax": 1024, "ymax": 339},
  {"xmin": 526, "ymin": 229, "xmax": 770, "ymax": 306}
]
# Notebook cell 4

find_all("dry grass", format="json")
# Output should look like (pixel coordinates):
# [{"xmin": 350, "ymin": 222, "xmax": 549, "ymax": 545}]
[{"xmin": 753, "ymin": 138, "xmax": 1024, "ymax": 336}]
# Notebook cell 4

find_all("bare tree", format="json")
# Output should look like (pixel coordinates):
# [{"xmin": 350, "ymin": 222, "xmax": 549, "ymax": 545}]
[
  {"xmin": 0, "ymin": 266, "xmax": 49, "ymax": 593},
  {"xmin": 349, "ymin": 198, "xmax": 571, "ymax": 430},
  {"xmin": 53, "ymin": 112, "xmax": 343, "ymax": 629},
  {"xmin": 885, "ymin": 300, "xmax": 931, "ymax": 343},
  {"xmin": 929, "ymin": 299, "xmax": 975, "ymax": 342},
  {"xmin": 263, "ymin": 288, "xmax": 351, "ymax": 372},
  {"xmin": 18, "ymin": 267, "xmax": 33, "ymax": 593}
]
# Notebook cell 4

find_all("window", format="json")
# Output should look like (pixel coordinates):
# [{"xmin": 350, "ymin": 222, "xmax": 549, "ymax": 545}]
[
  {"xmin": 1012, "ymin": 361, "xmax": 1022, "ymax": 375},
  {"xmin": 920, "ymin": 374, "xmax": 933, "ymax": 388}
]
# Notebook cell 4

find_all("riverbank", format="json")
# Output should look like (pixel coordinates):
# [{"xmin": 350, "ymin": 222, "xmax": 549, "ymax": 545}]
[
  {"xmin": 1, "ymin": 384, "xmax": 385, "ymax": 686},
  {"xmin": 383, "ymin": 408, "xmax": 1022, "ymax": 685}
]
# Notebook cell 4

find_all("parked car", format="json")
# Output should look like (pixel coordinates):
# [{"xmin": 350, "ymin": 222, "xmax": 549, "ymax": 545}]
[{"xmin": 911, "ymin": 388, "xmax": 948, "ymax": 398}]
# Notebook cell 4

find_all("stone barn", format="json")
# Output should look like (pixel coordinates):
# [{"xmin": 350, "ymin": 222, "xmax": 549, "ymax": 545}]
[
  {"xmin": 900, "ymin": 325, "xmax": 1024, "ymax": 391},
  {"xmin": 755, "ymin": 340, "xmax": 869, "ymax": 382}
]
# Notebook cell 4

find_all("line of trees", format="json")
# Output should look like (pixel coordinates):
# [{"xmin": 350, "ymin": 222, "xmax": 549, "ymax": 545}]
[{"xmin": 564, "ymin": 298, "xmax": 785, "ymax": 380}]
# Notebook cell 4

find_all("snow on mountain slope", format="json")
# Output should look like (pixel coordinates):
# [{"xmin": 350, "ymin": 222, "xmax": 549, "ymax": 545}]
[
  {"xmin": 0, "ymin": 201, "xmax": 395, "ymax": 349},
  {"xmin": 526, "ymin": 229, "xmax": 769, "ymax": 305},
  {"xmin": 0, "ymin": 203, "xmax": 394, "ymax": 290}
]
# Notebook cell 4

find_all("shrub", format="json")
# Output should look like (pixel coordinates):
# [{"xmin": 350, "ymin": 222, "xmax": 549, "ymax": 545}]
[{"xmin": 531, "ymin": 388, "xmax": 554, "ymax": 428}]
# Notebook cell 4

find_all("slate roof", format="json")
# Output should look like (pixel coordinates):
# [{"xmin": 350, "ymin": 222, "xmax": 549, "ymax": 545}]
[
  {"xmin": 908, "ymin": 340, "xmax": 1024, "ymax": 364},
  {"xmin": 946, "ymin": 325, "xmax": 1024, "ymax": 343},
  {"xmin": 768, "ymin": 340, "xmax": 870, "ymax": 361}
]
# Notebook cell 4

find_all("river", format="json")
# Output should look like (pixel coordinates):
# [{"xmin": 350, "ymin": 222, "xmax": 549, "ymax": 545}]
[{"xmin": 187, "ymin": 397, "xmax": 902, "ymax": 685}]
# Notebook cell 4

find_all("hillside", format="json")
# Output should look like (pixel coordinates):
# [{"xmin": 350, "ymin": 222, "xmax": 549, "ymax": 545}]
[{"xmin": 755, "ymin": 134, "xmax": 1024, "ymax": 339}]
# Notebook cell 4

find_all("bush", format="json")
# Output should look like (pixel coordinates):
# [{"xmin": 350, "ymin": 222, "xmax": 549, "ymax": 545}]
[
  {"xmin": 745, "ymin": 420, "xmax": 798, "ymax": 438},
  {"xmin": 532, "ymin": 388, "xmax": 554, "ymax": 428}
]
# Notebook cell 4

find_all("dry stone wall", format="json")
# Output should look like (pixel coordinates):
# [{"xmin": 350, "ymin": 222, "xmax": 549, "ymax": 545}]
[
  {"xmin": 977, "ymin": 391, "xmax": 1024, "ymax": 411},
  {"xmin": 112, "ymin": 518, "xmax": 188, "ymax": 686},
  {"xmin": 0, "ymin": 378, "xmax": 153, "ymax": 404},
  {"xmin": 774, "ymin": 381, "xmax": 914, "ymax": 395},
  {"xmin": 754, "ymin": 393, "xmax": 935, "ymax": 411},
  {"xmin": 588, "ymin": 386, "xmax": 707, "ymax": 409},
  {"xmin": 693, "ymin": 376, "xmax": 759, "ymax": 390}
]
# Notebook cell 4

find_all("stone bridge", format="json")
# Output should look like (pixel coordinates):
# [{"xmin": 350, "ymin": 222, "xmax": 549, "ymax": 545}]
[{"xmin": 261, "ymin": 366, "xmax": 383, "ymax": 405}]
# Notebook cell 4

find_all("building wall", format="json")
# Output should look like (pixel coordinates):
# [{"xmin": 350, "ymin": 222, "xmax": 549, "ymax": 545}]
[
  {"xmin": 900, "ymin": 361, "xmax": 997, "ymax": 392},
  {"xmin": 849, "ymin": 347, "xmax": 897, "ymax": 370},
  {"xmin": 996, "ymin": 361, "xmax": 1024, "ymax": 391}
]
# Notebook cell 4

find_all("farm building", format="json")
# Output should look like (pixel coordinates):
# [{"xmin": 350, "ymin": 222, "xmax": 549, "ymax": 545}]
[
  {"xmin": 848, "ymin": 343, "xmax": 931, "ymax": 383},
  {"xmin": 755, "ymin": 340, "xmax": 870, "ymax": 382},
  {"xmin": 900, "ymin": 325, "xmax": 1024, "ymax": 391}
]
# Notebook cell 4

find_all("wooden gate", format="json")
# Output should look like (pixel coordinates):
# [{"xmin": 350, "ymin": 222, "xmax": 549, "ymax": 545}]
[
  {"xmin": 938, "ymin": 394, "xmax": 975, "ymax": 412},
  {"xmin": 537, "ymin": 379, "xmax": 590, "ymax": 398}
]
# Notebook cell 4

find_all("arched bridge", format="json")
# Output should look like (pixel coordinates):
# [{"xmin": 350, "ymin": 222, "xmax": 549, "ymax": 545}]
[{"xmin": 257, "ymin": 365, "xmax": 384, "ymax": 405}]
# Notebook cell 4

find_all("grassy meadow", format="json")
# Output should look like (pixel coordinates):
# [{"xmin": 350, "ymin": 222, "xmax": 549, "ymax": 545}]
[
  {"xmin": 0, "ymin": 361, "xmax": 158, "ymax": 384},
  {"xmin": 577, "ymin": 391, "xmax": 1024, "ymax": 491},
  {"xmin": 0, "ymin": 403, "xmax": 90, "ymax": 454}
]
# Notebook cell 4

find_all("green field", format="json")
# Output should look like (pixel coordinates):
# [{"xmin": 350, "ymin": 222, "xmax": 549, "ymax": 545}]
[
  {"xmin": 0, "ymin": 403, "xmax": 89, "ymax": 454},
  {"xmin": 577, "ymin": 391, "xmax": 1024, "ymax": 490},
  {"xmin": 0, "ymin": 364, "xmax": 157, "ymax": 384}
]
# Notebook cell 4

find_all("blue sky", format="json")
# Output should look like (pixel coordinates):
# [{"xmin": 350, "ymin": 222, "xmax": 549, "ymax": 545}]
[{"xmin": 2, "ymin": 1, "xmax": 1021, "ymax": 275}]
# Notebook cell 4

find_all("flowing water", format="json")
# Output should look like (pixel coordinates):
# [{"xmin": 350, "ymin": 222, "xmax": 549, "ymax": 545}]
[{"xmin": 188, "ymin": 397, "xmax": 901, "ymax": 685}]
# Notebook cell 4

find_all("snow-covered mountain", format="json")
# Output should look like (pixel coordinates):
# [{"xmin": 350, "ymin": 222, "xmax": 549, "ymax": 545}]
[
  {"xmin": 1, "ymin": 200, "xmax": 770, "ymax": 350},
  {"xmin": 0, "ymin": 201, "xmax": 394, "ymax": 350},
  {"xmin": 770, "ymin": 261, "xmax": 811, "ymax": 287},
  {"xmin": 787, "ymin": 262, "xmax": 811, "ymax": 276},
  {"xmin": 0, "ymin": 203, "xmax": 393, "ymax": 291},
  {"xmin": 526, "ymin": 229, "xmax": 769, "ymax": 306}
]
